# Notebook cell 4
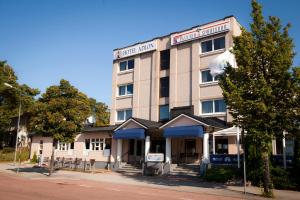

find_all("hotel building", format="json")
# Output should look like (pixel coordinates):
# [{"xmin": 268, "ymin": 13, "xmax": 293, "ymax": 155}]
[{"xmin": 30, "ymin": 15, "xmax": 293, "ymax": 173}]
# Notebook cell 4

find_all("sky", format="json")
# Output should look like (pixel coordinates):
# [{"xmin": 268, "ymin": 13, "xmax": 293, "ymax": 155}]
[{"xmin": 0, "ymin": 0, "xmax": 300, "ymax": 106}]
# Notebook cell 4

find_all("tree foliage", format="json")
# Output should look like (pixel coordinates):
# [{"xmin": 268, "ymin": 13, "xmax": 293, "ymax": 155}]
[
  {"xmin": 0, "ymin": 60, "xmax": 39, "ymax": 146},
  {"xmin": 89, "ymin": 98, "xmax": 110, "ymax": 126},
  {"xmin": 219, "ymin": 0, "xmax": 297, "ymax": 196},
  {"xmin": 29, "ymin": 79, "xmax": 91, "ymax": 142}
]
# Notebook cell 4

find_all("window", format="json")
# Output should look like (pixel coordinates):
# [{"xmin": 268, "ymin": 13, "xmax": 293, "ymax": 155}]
[
  {"xmin": 201, "ymin": 36, "xmax": 225, "ymax": 53},
  {"xmin": 85, "ymin": 138, "xmax": 105, "ymax": 151},
  {"xmin": 201, "ymin": 70, "xmax": 220, "ymax": 83},
  {"xmin": 117, "ymin": 109, "xmax": 132, "ymax": 122},
  {"xmin": 91, "ymin": 138, "xmax": 105, "ymax": 151},
  {"xmin": 118, "ymin": 84, "xmax": 133, "ymax": 96},
  {"xmin": 159, "ymin": 105, "xmax": 169, "ymax": 121},
  {"xmin": 201, "ymin": 99, "xmax": 226, "ymax": 114},
  {"xmin": 214, "ymin": 37, "xmax": 225, "ymax": 50},
  {"xmin": 119, "ymin": 59, "xmax": 134, "ymax": 72},
  {"xmin": 56, "ymin": 141, "xmax": 71, "ymax": 151},
  {"xmin": 216, "ymin": 138, "xmax": 228, "ymax": 154},
  {"xmin": 160, "ymin": 77, "xmax": 169, "ymax": 97},
  {"xmin": 160, "ymin": 49, "xmax": 170, "ymax": 70}
]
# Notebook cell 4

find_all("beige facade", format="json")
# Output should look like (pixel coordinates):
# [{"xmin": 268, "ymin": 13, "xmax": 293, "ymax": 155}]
[
  {"xmin": 111, "ymin": 16, "xmax": 242, "ymax": 125},
  {"xmin": 30, "ymin": 133, "xmax": 112, "ymax": 163}
]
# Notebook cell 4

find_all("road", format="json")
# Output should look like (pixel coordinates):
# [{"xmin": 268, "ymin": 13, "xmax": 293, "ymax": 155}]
[{"xmin": 0, "ymin": 173, "xmax": 241, "ymax": 200}]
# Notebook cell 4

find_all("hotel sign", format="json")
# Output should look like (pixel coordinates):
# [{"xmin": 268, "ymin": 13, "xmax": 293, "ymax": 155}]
[
  {"xmin": 113, "ymin": 40, "xmax": 157, "ymax": 60},
  {"xmin": 171, "ymin": 21, "xmax": 230, "ymax": 45},
  {"xmin": 146, "ymin": 153, "xmax": 164, "ymax": 162}
]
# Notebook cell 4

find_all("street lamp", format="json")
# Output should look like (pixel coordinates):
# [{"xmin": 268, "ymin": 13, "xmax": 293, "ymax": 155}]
[{"xmin": 4, "ymin": 83, "xmax": 22, "ymax": 166}]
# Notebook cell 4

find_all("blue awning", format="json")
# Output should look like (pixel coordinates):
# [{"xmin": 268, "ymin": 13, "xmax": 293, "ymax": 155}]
[
  {"xmin": 163, "ymin": 126, "xmax": 204, "ymax": 138},
  {"xmin": 113, "ymin": 128, "xmax": 145, "ymax": 139}
]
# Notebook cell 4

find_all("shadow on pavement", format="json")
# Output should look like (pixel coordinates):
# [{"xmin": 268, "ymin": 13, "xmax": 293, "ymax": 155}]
[
  {"xmin": 7, "ymin": 166, "xmax": 52, "ymax": 176},
  {"xmin": 117, "ymin": 172, "xmax": 226, "ymax": 189}
]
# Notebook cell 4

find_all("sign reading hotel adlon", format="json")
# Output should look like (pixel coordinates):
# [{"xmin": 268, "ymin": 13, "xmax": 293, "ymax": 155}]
[
  {"xmin": 171, "ymin": 20, "xmax": 231, "ymax": 45},
  {"xmin": 113, "ymin": 40, "xmax": 157, "ymax": 60}
]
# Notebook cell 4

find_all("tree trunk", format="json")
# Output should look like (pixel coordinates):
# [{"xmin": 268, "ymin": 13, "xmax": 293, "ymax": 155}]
[
  {"xmin": 261, "ymin": 150, "xmax": 273, "ymax": 197},
  {"xmin": 49, "ymin": 145, "xmax": 55, "ymax": 176}
]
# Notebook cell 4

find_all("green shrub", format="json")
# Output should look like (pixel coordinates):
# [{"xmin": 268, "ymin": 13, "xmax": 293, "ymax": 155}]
[
  {"xmin": 0, "ymin": 147, "xmax": 30, "ymax": 162},
  {"xmin": 271, "ymin": 167, "xmax": 297, "ymax": 190},
  {"xmin": 31, "ymin": 151, "xmax": 38, "ymax": 163},
  {"xmin": 205, "ymin": 166, "xmax": 241, "ymax": 183}
]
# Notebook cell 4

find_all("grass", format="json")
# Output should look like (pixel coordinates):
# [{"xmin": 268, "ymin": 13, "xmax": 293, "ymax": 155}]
[{"xmin": 0, "ymin": 147, "xmax": 30, "ymax": 162}]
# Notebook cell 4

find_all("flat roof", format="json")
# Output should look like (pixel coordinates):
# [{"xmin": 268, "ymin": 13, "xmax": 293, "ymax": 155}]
[{"xmin": 113, "ymin": 15, "xmax": 237, "ymax": 51}]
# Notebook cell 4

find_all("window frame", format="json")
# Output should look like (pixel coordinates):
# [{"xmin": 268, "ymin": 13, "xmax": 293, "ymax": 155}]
[
  {"xmin": 160, "ymin": 49, "xmax": 170, "ymax": 70},
  {"xmin": 159, "ymin": 104, "xmax": 170, "ymax": 121},
  {"xmin": 56, "ymin": 141, "xmax": 71, "ymax": 151},
  {"xmin": 200, "ymin": 69, "xmax": 220, "ymax": 84},
  {"xmin": 160, "ymin": 76, "xmax": 169, "ymax": 98},
  {"xmin": 116, "ymin": 108, "xmax": 133, "ymax": 122},
  {"xmin": 85, "ymin": 138, "xmax": 106, "ymax": 151},
  {"xmin": 200, "ymin": 99, "xmax": 226, "ymax": 115},
  {"xmin": 119, "ymin": 59, "xmax": 135, "ymax": 72},
  {"xmin": 118, "ymin": 83, "xmax": 133, "ymax": 97},
  {"xmin": 200, "ymin": 36, "xmax": 226, "ymax": 54}
]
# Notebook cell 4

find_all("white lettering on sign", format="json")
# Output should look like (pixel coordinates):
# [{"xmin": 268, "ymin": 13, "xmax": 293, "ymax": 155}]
[
  {"xmin": 171, "ymin": 21, "xmax": 230, "ymax": 45},
  {"xmin": 146, "ymin": 153, "xmax": 164, "ymax": 162},
  {"xmin": 113, "ymin": 40, "xmax": 157, "ymax": 60}
]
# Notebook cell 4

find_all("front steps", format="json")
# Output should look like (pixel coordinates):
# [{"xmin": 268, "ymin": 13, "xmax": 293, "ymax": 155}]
[
  {"xmin": 116, "ymin": 163, "xmax": 142, "ymax": 175},
  {"xmin": 170, "ymin": 164, "xmax": 200, "ymax": 176}
]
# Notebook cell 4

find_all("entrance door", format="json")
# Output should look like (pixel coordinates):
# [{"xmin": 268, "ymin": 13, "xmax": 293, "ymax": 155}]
[
  {"xmin": 128, "ymin": 139, "xmax": 143, "ymax": 164},
  {"xmin": 184, "ymin": 139, "xmax": 197, "ymax": 163}
]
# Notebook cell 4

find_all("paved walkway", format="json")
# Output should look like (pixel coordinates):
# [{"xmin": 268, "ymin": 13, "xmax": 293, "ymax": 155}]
[{"xmin": 0, "ymin": 162, "xmax": 299, "ymax": 200}]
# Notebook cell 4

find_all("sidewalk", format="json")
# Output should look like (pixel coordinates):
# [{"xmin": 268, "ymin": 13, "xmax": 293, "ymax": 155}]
[{"xmin": 0, "ymin": 162, "xmax": 299, "ymax": 200}]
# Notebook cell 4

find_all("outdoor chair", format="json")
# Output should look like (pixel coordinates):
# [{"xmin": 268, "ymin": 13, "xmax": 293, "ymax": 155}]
[
  {"xmin": 63, "ymin": 158, "xmax": 73, "ymax": 168},
  {"xmin": 86, "ymin": 159, "xmax": 96, "ymax": 173},
  {"xmin": 42, "ymin": 157, "xmax": 49, "ymax": 166},
  {"xmin": 73, "ymin": 158, "xmax": 83, "ymax": 170}
]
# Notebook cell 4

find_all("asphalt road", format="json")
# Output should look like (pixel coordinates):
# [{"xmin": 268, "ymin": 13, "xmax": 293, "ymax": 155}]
[{"xmin": 0, "ymin": 173, "xmax": 242, "ymax": 200}]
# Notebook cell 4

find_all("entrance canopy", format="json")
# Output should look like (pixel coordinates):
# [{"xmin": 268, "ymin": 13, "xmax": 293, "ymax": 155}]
[
  {"xmin": 163, "ymin": 126, "xmax": 204, "ymax": 138},
  {"xmin": 113, "ymin": 128, "xmax": 145, "ymax": 139}
]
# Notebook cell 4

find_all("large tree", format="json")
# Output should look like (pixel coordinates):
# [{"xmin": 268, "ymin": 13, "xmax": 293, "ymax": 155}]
[
  {"xmin": 219, "ymin": 0, "xmax": 296, "ymax": 196},
  {"xmin": 89, "ymin": 98, "xmax": 110, "ymax": 126},
  {"xmin": 0, "ymin": 61, "xmax": 39, "ymax": 148},
  {"xmin": 29, "ymin": 79, "xmax": 91, "ymax": 174}
]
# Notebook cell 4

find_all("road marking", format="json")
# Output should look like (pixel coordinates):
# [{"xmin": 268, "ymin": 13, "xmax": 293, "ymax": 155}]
[
  {"xmin": 104, "ymin": 188, "xmax": 122, "ymax": 192},
  {"xmin": 79, "ymin": 184, "xmax": 92, "ymax": 188}
]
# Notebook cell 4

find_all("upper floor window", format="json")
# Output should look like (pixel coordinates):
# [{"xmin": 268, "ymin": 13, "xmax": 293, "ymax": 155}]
[
  {"xmin": 160, "ymin": 49, "xmax": 170, "ymax": 70},
  {"xmin": 201, "ymin": 99, "xmax": 226, "ymax": 114},
  {"xmin": 119, "ymin": 59, "xmax": 134, "ymax": 72},
  {"xmin": 117, "ymin": 109, "xmax": 132, "ymax": 122},
  {"xmin": 201, "ymin": 70, "xmax": 220, "ymax": 83},
  {"xmin": 201, "ymin": 36, "xmax": 225, "ymax": 53},
  {"xmin": 160, "ymin": 77, "xmax": 169, "ymax": 98},
  {"xmin": 159, "ymin": 104, "xmax": 169, "ymax": 121},
  {"xmin": 118, "ymin": 84, "xmax": 133, "ymax": 96}
]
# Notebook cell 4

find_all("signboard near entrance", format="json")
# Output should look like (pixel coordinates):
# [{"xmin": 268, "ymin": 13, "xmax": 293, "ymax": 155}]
[{"xmin": 146, "ymin": 153, "xmax": 164, "ymax": 162}]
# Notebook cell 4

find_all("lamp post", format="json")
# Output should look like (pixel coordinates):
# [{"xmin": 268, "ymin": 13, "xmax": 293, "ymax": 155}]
[{"xmin": 4, "ymin": 83, "xmax": 22, "ymax": 166}]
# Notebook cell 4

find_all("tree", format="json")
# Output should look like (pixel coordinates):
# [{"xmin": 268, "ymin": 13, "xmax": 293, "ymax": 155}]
[
  {"xmin": 89, "ymin": 98, "xmax": 110, "ymax": 126},
  {"xmin": 219, "ymin": 0, "xmax": 296, "ymax": 196},
  {"xmin": 29, "ymin": 79, "xmax": 91, "ymax": 175},
  {"xmin": 0, "ymin": 60, "xmax": 39, "ymax": 148}
]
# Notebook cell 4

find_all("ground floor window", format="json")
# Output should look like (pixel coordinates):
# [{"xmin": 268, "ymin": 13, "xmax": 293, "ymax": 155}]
[
  {"xmin": 215, "ymin": 138, "xmax": 228, "ymax": 154},
  {"xmin": 55, "ymin": 141, "xmax": 74, "ymax": 151},
  {"xmin": 85, "ymin": 138, "xmax": 105, "ymax": 151}
]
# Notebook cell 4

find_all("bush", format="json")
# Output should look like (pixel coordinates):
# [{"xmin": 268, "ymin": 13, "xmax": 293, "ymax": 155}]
[
  {"xmin": 31, "ymin": 152, "xmax": 38, "ymax": 163},
  {"xmin": 0, "ymin": 147, "xmax": 30, "ymax": 162},
  {"xmin": 271, "ymin": 167, "xmax": 297, "ymax": 190},
  {"xmin": 205, "ymin": 166, "xmax": 241, "ymax": 183}
]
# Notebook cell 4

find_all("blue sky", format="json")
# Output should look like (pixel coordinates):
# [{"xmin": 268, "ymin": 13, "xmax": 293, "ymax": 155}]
[{"xmin": 0, "ymin": 0, "xmax": 299, "ymax": 106}]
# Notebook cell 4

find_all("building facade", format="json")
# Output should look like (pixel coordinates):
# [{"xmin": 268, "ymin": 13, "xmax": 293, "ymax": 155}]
[
  {"xmin": 109, "ymin": 16, "xmax": 244, "ymax": 172},
  {"xmin": 30, "ymin": 16, "xmax": 293, "ymax": 173}
]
